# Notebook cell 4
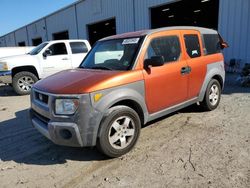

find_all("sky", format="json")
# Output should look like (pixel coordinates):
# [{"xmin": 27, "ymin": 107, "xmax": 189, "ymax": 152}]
[{"xmin": 0, "ymin": 0, "xmax": 77, "ymax": 36}]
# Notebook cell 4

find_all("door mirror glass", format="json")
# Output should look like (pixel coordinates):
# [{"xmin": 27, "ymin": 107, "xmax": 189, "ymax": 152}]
[{"xmin": 144, "ymin": 56, "xmax": 164, "ymax": 68}]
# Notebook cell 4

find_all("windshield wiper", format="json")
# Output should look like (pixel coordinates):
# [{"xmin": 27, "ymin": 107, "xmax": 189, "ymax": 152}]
[{"xmin": 91, "ymin": 66, "xmax": 113, "ymax": 70}]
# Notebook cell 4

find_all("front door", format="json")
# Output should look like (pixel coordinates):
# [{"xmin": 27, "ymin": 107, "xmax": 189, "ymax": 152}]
[
  {"xmin": 41, "ymin": 42, "xmax": 72, "ymax": 78},
  {"xmin": 142, "ymin": 31, "xmax": 188, "ymax": 114}
]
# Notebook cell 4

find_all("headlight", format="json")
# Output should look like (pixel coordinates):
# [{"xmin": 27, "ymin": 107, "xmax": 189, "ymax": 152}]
[
  {"xmin": 0, "ymin": 62, "xmax": 8, "ymax": 71},
  {"xmin": 55, "ymin": 99, "xmax": 79, "ymax": 115}
]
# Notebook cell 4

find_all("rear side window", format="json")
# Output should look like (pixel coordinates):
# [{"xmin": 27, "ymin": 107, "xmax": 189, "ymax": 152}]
[
  {"xmin": 184, "ymin": 34, "xmax": 201, "ymax": 58},
  {"xmin": 146, "ymin": 36, "xmax": 181, "ymax": 63},
  {"xmin": 70, "ymin": 42, "xmax": 88, "ymax": 54},
  {"xmin": 48, "ymin": 43, "xmax": 67, "ymax": 55},
  {"xmin": 203, "ymin": 34, "xmax": 221, "ymax": 55}
]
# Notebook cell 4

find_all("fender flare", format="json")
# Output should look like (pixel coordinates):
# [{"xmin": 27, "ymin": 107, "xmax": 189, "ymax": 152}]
[
  {"xmin": 94, "ymin": 87, "xmax": 149, "ymax": 123},
  {"xmin": 198, "ymin": 63, "xmax": 225, "ymax": 101}
]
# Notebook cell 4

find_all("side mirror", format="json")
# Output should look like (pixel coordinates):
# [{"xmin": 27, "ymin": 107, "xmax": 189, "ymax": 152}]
[
  {"xmin": 221, "ymin": 42, "xmax": 229, "ymax": 49},
  {"xmin": 218, "ymin": 34, "xmax": 229, "ymax": 49},
  {"xmin": 144, "ymin": 56, "xmax": 164, "ymax": 68},
  {"xmin": 43, "ymin": 49, "xmax": 52, "ymax": 57}
]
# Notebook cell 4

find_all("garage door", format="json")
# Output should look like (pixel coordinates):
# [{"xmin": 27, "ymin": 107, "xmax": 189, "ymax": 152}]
[
  {"xmin": 151, "ymin": 0, "xmax": 219, "ymax": 29},
  {"xmin": 88, "ymin": 18, "xmax": 116, "ymax": 45}
]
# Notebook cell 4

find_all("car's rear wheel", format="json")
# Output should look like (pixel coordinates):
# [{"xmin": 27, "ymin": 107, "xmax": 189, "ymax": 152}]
[
  {"xmin": 97, "ymin": 105, "xmax": 141, "ymax": 158},
  {"xmin": 201, "ymin": 79, "xmax": 221, "ymax": 111},
  {"xmin": 12, "ymin": 71, "xmax": 38, "ymax": 95}
]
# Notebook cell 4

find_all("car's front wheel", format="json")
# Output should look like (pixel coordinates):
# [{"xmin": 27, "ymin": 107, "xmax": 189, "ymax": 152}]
[
  {"xmin": 97, "ymin": 105, "xmax": 141, "ymax": 158},
  {"xmin": 12, "ymin": 71, "xmax": 38, "ymax": 95}
]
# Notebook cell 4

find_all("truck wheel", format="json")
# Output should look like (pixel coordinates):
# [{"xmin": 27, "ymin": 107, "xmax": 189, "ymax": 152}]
[
  {"xmin": 97, "ymin": 105, "xmax": 141, "ymax": 158},
  {"xmin": 201, "ymin": 79, "xmax": 221, "ymax": 111},
  {"xmin": 12, "ymin": 71, "xmax": 38, "ymax": 95}
]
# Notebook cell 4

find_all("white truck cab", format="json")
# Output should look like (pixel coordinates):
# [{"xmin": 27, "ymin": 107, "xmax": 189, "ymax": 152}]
[{"xmin": 0, "ymin": 39, "xmax": 91, "ymax": 95}]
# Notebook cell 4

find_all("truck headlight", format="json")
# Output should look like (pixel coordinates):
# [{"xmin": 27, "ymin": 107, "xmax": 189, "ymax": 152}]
[
  {"xmin": 55, "ymin": 99, "xmax": 79, "ymax": 115},
  {"xmin": 0, "ymin": 62, "xmax": 8, "ymax": 71}
]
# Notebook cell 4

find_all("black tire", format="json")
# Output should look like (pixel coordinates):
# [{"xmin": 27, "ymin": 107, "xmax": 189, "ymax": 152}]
[
  {"xmin": 97, "ymin": 105, "xmax": 141, "ymax": 158},
  {"xmin": 201, "ymin": 79, "xmax": 221, "ymax": 111},
  {"xmin": 12, "ymin": 71, "xmax": 38, "ymax": 95}
]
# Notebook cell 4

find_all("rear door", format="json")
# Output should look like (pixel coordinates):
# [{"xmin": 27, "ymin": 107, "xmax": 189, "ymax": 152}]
[
  {"xmin": 142, "ymin": 31, "xmax": 188, "ymax": 114},
  {"xmin": 69, "ymin": 41, "xmax": 90, "ymax": 68},
  {"xmin": 181, "ymin": 31, "xmax": 206, "ymax": 99}
]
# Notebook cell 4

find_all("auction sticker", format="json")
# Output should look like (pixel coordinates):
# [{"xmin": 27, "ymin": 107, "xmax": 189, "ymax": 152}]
[{"xmin": 122, "ymin": 38, "xmax": 140, "ymax": 45}]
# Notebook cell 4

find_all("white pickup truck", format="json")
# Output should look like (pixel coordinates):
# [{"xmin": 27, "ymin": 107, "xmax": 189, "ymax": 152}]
[{"xmin": 0, "ymin": 40, "xmax": 91, "ymax": 95}]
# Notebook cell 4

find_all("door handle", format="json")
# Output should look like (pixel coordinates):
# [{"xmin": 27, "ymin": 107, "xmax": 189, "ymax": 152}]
[
  {"xmin": 62, "ymin": 57, "xmax": 69, "ymax": 60},
  {"xmin": 181, "ymin": 66, "xmax": 191, "ymax": 74}
]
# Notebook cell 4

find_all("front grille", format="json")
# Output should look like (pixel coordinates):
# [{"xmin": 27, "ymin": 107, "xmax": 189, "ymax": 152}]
[
  {"xmin": 35, "ymin": 91, "xmax": 49, "ymax": 104},
  {"xmin": 32, "ymin": 110, "xmax": 50, "ymax": 127}
]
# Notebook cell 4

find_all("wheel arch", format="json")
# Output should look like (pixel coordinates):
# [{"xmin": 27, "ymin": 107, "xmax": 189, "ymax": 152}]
[
  {"xmin": 199, "ymin": 73, "xmax": 224, "ymax": 102},
  {"xmin": 198, "ymin": 62, "xmax": 225, "ymax": 101},
  {"xmin": 110, "ymin": 99, "xmax": 145, "ymax": 127},
  {"xmin": 212, "ymin": 74, "xmax": 224, "ymax": 89},
  {"xmin": 12, "ymin": 66, "xmax": 39, "ymax": 79},
  {"xmin": 92, "ymin": 83, "xmax": 149, "ymax": 142},
  {"xmin": 95, "ymin": 95, "xmax": 148, "ymax": 141}
]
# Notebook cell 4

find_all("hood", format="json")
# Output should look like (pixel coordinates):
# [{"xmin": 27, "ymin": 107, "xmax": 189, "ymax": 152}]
[
  {"xmin": 34, "ymin": 68, "xmax": 143, "ymax": 94},
  {"xmin": 0, "ymin": 54, "xmax": 36, "ymax": 66},
  {"xmin": 0, "ymin": 54, "xmax": 30, "ymax": 61}
]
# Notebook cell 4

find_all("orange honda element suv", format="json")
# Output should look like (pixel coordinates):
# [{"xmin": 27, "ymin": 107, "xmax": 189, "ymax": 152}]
[{"xmin": 30, "ymin": 27, "xmax": 228, "ymax": 157}]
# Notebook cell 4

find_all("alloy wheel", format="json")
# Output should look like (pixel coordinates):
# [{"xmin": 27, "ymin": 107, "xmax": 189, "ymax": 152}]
[{"xmin": 108, "ymin": 116, "xmax": 135, "ymax": 150}]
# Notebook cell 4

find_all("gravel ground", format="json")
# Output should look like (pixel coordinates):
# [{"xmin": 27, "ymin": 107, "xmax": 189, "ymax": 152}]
[{"xmin": 0, "ymin": 73, "xmax": 249, "ymax": 188}]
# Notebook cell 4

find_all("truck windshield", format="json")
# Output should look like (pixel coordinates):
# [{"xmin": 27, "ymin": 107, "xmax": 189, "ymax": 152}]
[
  {"xmin": 29, "ymin": 42, "xmax": 48, "ymax": 55},
  {"xmin": 80, "ymin": 37, "xmax": 143, "ymax": 71}
]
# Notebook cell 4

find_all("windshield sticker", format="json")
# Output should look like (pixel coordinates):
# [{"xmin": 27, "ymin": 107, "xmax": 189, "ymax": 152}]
[{"xmin": 122, "ymin": 38, "xmax": 140, "ymax": 45}]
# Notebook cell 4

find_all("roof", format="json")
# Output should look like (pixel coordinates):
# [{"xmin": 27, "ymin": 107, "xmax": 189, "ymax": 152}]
[
  {"xmin": 42, "ymin": 39, "xmax": 88, "ymax": 43},
  {"xmin": 101, "ymin": 26, "xmax": 218, "ymax": 41},
  {"xmin": 100, "ymin": 30, "xmax": 150, "ymax": 41}
]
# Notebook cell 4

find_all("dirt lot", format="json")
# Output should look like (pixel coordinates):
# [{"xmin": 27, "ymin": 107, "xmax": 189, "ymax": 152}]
[{"xmin": 0, "ymin": 74, "xmax": 249, "ymax": 188}]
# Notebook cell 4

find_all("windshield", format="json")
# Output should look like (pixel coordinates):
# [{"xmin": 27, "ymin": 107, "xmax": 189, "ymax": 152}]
[
  {"xmin": 80, "ymin": 37, "xmax": 143, "ymax": 71},
  {"xmin": 29, "ymin": 42, "xmax": 48, "ymax": 55}
]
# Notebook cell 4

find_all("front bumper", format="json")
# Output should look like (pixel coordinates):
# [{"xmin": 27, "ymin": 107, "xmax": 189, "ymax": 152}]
[
  {"xmin": 29, "ymin": 88, "xmax": 103, "ymax": 147},
  {"xmin": 30, "ymin": 109, "xmax": 84, "ymax": 147},
  {"xmin": 0, "ymin": 71, "xmax": 12, "ymax": 84}
]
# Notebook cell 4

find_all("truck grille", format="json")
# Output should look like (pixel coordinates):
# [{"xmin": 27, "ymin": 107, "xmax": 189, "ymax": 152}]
[
  {"xmin": 32, "ymin": 110, "xmax": 50, "ymax": 127},
  {"xmin": 35, "ymin": 91, "xmax": 49, "ymax": 104}
]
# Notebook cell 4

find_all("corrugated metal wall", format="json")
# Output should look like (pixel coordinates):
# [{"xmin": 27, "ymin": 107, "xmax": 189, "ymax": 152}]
[
  {"xmin": 0, "ymin": 37, "xmax": 6, "ymax": 47},
  {"xmin": 4, "ymin": 33, "xmax": 16, "ymax": 47},
  {"xmin": 15, "ymin": 27, "xmax": 29, "ymax": 46},
  {"xmin": 76, "ymin": 0, "xmax": 135, "ymax": 39},
  {"xmin": 27, "ymin": 19, "xmax": 47, "ymax": 45},
  {"xmin": 46, "ymin": 6, "xmax": 78, "ymax": 40},
  {"xmin": 0, "ymin": 0, "xmax": 249, "ymax": 65},
  {"xmin": 218, "ymin": 0, "xmax": 250, "ymax": 64}
]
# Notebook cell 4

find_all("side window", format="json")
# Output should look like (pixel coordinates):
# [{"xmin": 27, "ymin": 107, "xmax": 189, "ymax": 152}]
[
  {"xmin": 70, "ymin": 42, "xmax": 88, "ymax": 54},
  {"xmin": 184, "ymin": 34, "xmax": 201, "ymax": 58},
  {"xmin": 146, "ymin": 36, "xmax": 181, "ymax": 63},
  {"xmin": 203, "ymin": 34, "xmax": 221, "ymax": 55},
  {"xmin": 48, "ymin": 43, "xmax": 67, "ymax": 55}
]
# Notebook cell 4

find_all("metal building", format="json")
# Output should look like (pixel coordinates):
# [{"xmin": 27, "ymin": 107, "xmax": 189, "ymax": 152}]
[{"xmin": 0, "ymin": 0, "xmax": 249, "ymax": 67}]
